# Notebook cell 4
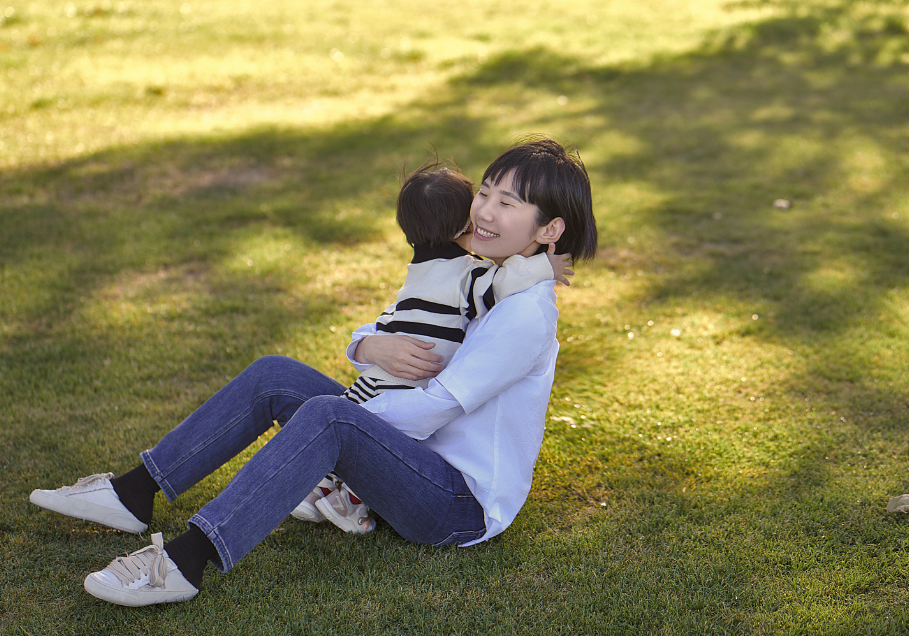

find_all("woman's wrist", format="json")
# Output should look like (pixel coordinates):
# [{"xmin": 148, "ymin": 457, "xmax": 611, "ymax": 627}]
[{"xmin": 353, "ymin": 335, "xmax": 376, "ymax": 365}]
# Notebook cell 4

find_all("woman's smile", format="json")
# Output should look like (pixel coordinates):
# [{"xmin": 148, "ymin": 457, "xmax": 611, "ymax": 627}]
[{"xmin": 473, "ymin": 226, "xmax": 500, "ymax": 239}]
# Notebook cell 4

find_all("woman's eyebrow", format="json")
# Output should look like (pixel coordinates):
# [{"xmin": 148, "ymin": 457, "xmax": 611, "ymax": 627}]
[{"xmin": 484, "ymin": 180, "xmax": 525, "ymax": 203}]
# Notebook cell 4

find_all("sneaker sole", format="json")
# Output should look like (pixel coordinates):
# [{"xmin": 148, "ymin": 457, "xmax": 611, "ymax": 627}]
[
  {"xmin": 84, "ymin": 573, "xmax": 198, "ymax": 607},
  {"xmin": 29, "ymin": 490, "xmax": 148, "ymax": 534},
  {"xmin": 290, "ymin": 500, "xmax": 325, "ymax": 523}
]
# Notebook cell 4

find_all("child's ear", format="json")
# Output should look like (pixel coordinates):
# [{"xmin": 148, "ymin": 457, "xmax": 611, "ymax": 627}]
[{"xmin": 535, "ymin": 217, "xmax": 565, "ymax": 245}]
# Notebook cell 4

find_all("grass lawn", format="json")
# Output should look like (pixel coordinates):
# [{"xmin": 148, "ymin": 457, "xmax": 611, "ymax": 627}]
[{"xmin": 2, "ymin": 0, "xmax": 909, "ymax": 633}]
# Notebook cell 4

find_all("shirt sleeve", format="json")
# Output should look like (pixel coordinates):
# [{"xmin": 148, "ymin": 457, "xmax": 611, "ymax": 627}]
[
  {"xmin": 358, "ymin": 380, "xmax": 465, "ymax": 440},
  {"xmin": 345, "ymin": 322, "xmax": 378, "ymax": 373}
]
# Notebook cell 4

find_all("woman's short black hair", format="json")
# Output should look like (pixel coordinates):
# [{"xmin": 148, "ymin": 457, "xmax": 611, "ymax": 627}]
[
  {"xmin": 482, "ymin": 136, "xmax": 598, "ymax": 262},
  {"xmin": 396, "ymin": 161, "xmax": 474, "ymax": 247}
]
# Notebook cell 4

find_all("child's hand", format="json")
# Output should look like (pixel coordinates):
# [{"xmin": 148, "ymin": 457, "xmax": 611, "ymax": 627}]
[{"xmin": 547, "ymin": 243, "xmax": 574, "ymax": 286}]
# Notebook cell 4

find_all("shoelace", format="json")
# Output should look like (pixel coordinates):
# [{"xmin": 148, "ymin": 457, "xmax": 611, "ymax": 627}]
[
  {"xmin": 63, "ymin": 472, "xmax": 114, "ymax": 491},
  {"xmin": 106, "ymin": 533, "xmax": 168, "ymax": 587}
]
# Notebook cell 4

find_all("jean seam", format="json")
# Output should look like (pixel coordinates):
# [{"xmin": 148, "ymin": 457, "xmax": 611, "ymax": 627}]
[
  {"xmin": 432, "ymin": 478, "xmax": 485, "ymax": 547},
  {"xmin": 334, "ymin": 418, "xmax": 455, "ymax": 496},
  {"xmin": 432, "ymin": 529, "xmax": 485, "ymax": 547}
]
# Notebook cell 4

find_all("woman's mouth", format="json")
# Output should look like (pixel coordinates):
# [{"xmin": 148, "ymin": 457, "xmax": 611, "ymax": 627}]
[{"xmin": 474, "ymin": 226, "xmax": 499, "ymax": 239}]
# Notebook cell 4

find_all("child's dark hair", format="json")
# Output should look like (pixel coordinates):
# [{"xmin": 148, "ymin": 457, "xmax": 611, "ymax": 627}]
[
  {"xmin": 483, "ymin": 136, "xmax": 598, "ymax": 262},
  {"xmin": 396, "ymin": 161, "xmax": 474, "ymax": 247}
]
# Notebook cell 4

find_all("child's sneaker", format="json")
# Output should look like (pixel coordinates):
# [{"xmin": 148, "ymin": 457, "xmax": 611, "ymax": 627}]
[
  {"xmin": 84, "ymin": 533, "xmax": 199, "ymax": 606},
  {"xmin": 30, "ymin": 472, "xmax": 148, "ymax": 534},
  {"xmin": 291, "ymin": 474, "xmax": 339, "ymax": 523},
  {"xmin": 315, "ymin": 484, "xmax": 376, "ymax": 534}
]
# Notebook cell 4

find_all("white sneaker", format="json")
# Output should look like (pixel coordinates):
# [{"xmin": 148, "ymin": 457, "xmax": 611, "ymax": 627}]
[
  {"xmin": 30, "ymin": 473, "xmax": 148, "ymax": 534},
  {"xmin": 315, "ymin": 485, "xmax": 376, "ymax": 534},
  {"xmin": 291, "ymin": 474, "xmax": 339, "ymax": 523},
  {"xmin": 84, "ymin": 533, "xmax": 199, "ymax": 606}
]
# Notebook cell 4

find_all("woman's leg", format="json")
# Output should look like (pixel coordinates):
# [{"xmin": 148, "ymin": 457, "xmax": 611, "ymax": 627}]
[
  {"xmin": 141, "ymin": 355, "xmax": 346, "ymax": 501},
  {"xmin": 190, "ymin": 396, "xmax": 486, "ymax": 572},
  {"xmin": 30, "ymin": 356, "xmax": 346, "ymax": 534}
]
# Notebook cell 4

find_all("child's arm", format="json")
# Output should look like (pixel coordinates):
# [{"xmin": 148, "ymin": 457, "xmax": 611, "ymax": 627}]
[{"xmin": 545, "ymin": 243, "xmax": 574, "ymax": 286}]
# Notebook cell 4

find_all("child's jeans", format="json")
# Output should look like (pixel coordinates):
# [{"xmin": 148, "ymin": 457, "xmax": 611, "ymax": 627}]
[{"xmin": 140, "ymin": 355, "xmax": 487, "ymax": 572}]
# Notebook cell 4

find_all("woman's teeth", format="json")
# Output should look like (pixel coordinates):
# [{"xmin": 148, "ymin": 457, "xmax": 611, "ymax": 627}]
[{"xmin": 476, "ymin": 227, "xmax": 499, "ymax": 238}]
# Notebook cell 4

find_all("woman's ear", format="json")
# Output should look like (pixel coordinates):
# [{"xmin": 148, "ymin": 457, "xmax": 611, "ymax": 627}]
[{"xmin": 535, "ymin": 217, "xmax": 566, "ymax": 245}]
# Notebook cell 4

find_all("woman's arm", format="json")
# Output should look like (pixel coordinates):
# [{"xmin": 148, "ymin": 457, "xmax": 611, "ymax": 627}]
[
  {"xmin": 361, "ymin": 288, "xmax": 557, "ymax": 439},
  {"xmin": 359, "ymin": 379, "xmax": 465, "ymax": 440},
  {"xmin": 354, "ymin": 333, "xmax": 445, "ymax": 381}
]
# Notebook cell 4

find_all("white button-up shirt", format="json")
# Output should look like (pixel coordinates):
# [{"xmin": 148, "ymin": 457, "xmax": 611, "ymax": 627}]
[{"xmin": 347, "ymin": 281, "xmax": 560, "ymax": 545}]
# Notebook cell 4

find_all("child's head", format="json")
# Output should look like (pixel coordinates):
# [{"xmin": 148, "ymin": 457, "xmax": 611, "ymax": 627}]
[
  {"xmin": 396, "ymin": 162, "xmax": 475, "ymax": 247},
  {"xmin": 480, "ymin": 137, "xmax": 598, "ymax": 262}
]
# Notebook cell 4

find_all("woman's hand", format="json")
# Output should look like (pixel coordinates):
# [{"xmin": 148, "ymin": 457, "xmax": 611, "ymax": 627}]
[{"xmin": 354, "ymin": 334, "xmax": 445, "ymax": 381}]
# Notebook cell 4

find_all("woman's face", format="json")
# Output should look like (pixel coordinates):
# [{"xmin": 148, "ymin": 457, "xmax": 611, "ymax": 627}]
[{"xmin": 469, "ymin": 170, "xmax": 556, "ymax": 265}]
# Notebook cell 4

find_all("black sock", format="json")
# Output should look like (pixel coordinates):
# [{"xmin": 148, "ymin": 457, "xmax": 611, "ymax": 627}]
[
  {"xmin": 164, "ymin": 524, "xmax": 218, "ymax": 589},
  {"xmin": 110, "ymin": 464, "xmax": 159, "ymax": 526}
]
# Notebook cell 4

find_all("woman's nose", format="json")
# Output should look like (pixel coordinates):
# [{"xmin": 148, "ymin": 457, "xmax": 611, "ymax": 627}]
[{"xmin": 474, "ymin": 198, "xmax": 493, "ymax": 221}]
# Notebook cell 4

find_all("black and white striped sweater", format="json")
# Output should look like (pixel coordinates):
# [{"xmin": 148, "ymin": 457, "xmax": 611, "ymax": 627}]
[{"xmin": 343, "ymin": 243, "xmax": 553, "ymax": 404}]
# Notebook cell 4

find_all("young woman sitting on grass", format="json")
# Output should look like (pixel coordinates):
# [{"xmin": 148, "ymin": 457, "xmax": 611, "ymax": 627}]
[
  {"xmin": 293, "ymin": 160, "xmax": 573, "ymax": 531},
  {"xmin": 29, "ymin": 136, "xmax": 598, "ymax": 607}
]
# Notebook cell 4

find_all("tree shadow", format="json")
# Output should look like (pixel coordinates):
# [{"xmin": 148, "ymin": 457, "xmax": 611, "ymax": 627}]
[
  {"xmin": 447, "ymin": 2, "xmax": 909, "ymax": 629},
  {"xmin": 467, "ymin": 0, "xmax": 909, "ymax": 410},
  {"xmin": 0, "ymin": 113, "xmax": 500, "ymax": 477},
  {"xmin": 3, "ymin": 0, "xmax": 909, "ymax": 630}
]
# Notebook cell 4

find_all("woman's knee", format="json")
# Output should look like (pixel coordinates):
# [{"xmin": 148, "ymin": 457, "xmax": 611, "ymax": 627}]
[
  {"xmin": 296, "ymin": 395, "xmax": 352, "ymax": 422},
  {"xmin": 244, "ymin": 356, "xmax": 345, "ymax": 401},
  {"xmin": 242, "ymin": 355, "xmax": 312, "ymax": 393},
  {"xmin": 285, "ymin": 396, "xmax": 368, "ymax": 440},
  {"xmin": 245, "ymin": 354, "xmax": 296, "ymax": 376}
]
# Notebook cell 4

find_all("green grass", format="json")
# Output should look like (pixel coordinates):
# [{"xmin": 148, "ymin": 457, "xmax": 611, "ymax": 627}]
[{"xmin": 2, "ymin": 0, "xmax": 909, "ymax": 633}]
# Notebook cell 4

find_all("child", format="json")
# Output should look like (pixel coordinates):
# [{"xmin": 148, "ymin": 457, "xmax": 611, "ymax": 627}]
[{"xmin": 294, "ymin": 161, "xmax": 572, "ymax": 532}]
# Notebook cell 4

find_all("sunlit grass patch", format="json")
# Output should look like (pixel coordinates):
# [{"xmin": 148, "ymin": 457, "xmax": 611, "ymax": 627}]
[{"xmin": 3, "ymin": 0, "xmax": 909, "ymax": 633}]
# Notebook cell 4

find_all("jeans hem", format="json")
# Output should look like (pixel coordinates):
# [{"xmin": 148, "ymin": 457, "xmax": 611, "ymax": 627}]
[
  {"xmin": 188, "ymin": 514, "xmax": 232, "ymax": 573},
  {"xmin": 141, "ymin": 449, "xmax": 178, "ymax": 502}
]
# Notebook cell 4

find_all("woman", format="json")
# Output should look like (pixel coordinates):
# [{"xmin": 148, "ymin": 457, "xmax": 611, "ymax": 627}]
[{"xmin": 29, "ymin": 137, "xmax": 598, "ymax": 606}]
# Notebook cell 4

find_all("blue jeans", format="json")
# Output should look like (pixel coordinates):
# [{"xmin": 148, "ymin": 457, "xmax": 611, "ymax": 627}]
[{"xmin": 140, "ymin": 355, "xmax": 486, "ymax": 572}]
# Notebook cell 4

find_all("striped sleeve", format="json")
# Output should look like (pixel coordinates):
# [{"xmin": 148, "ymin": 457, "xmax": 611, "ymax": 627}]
[{"xmin": 465, "ymin": 252, "xmax": 554, "ymax": 319}]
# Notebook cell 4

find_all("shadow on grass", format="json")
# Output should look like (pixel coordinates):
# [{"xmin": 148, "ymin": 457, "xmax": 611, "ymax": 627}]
[
  {"xmin": 454, "ymin": 2, "xmax": 909, "ymax": 630},
  {"xmin": 3, "ymin": 0, "xmax": 909, "ymax": 632},
  {"xmin": 500, "ymin": 0, "xmax": 909, "ymax": 413},
  {"xmin": 0, "ymin": 115, "xmax": 497, "ymax": 479}
]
